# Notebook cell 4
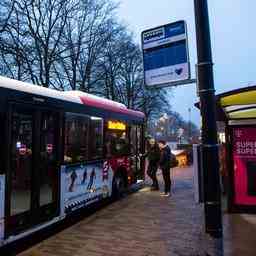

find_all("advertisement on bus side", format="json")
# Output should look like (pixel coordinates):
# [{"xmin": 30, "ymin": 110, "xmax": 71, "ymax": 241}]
[{"xmin": 61, "ymin": 162, "xmax": 113, "ymax": 214}]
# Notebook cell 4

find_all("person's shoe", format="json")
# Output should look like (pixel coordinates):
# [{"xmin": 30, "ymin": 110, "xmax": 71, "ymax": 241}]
[{"xmin": 160, "ymin": 192, "xmax": 171, "ymax": 197}]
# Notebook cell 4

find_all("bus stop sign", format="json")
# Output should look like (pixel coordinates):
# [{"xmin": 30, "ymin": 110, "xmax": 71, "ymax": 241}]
[{"xmin": 142, "ymin": 21, "xmax": 190, "ymax": 88}]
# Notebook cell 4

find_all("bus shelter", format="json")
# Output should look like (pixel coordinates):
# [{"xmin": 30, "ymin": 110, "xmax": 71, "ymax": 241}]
[{"xmin": 214, "ymin": 87, "xmax": 256, "ymax": 213}]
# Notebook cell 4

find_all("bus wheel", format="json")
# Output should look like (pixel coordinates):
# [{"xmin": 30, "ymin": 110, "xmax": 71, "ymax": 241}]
[{"xmin": 112, "ymin": 173, "xmax": 126, "ymax": 199}]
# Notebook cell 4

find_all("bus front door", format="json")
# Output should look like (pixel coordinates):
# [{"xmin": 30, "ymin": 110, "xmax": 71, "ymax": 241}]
[{"xmin": 6, "ymin": 103, "xmax": 60, "ymax": 236}]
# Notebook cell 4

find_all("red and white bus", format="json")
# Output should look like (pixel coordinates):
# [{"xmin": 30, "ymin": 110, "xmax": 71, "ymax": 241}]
[{"xmin": 0, "ymin": 76, "xmax": 145, "ymax": 246}]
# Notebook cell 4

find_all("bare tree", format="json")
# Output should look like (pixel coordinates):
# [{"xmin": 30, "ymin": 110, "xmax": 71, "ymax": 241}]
[
  {"xmin": 118, "ymin": 41, "xmax": 144, "ymax": 108},
  {"xmin": 13, "ymin": 0, "xmax": 79, "ymax": 87},
  {"xmin": 96, "ymin": 24, "xmax": 129, "ymax": 100},
  {"xmin": 98, "ymin": 29, "xmax": 171, "ymax": 120},
  {"xmin": 0, "ymin": 0, "xmax": 31, "ymax": 80},
  {"xmin": 59, "ymin": 0, "xmax": 118, "ymax": 92},
  {"xmin": 0, "ymin": 0, "xmax": 15, "ymax": 33},
  {"xmin": 0, "ymin": 0, "xmax": 171, "ymax": 123}
]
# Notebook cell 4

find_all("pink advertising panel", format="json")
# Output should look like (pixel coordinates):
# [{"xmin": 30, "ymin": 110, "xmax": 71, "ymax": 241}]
[{"xmin": 232, "ymin": 127, "xmax": 256, "ymax": 205}]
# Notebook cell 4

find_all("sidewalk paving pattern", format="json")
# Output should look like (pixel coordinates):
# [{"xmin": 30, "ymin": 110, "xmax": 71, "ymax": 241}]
[{"xmin": 18, "ymin": 167, "xmax": 256, "ymax": 256}]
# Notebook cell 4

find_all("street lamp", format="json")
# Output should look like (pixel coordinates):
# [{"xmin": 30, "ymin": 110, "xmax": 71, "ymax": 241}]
[{"xmin": 159, "ymin": 113, "xmax": 169, "ymax": 140}]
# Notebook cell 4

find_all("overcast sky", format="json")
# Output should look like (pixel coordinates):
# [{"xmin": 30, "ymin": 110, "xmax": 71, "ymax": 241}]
[{"xmin": 114, "ymin": 0, "xmax": 256, "ymax": 125}]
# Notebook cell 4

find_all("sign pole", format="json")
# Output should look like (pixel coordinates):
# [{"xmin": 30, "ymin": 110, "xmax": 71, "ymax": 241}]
[{"xmin": 194, "ymin": 0, "xmax": 223, "ymax": 255}]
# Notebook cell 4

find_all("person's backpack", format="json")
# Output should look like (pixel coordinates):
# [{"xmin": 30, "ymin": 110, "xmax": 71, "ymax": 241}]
[{"xmin": 170, "ymin": 152, "xmax": 178, "ymax": 168}]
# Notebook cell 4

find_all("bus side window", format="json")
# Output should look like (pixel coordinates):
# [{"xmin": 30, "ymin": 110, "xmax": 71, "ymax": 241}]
[
  {"xmin": 89, "ymin": 117, "xmax": 103, "ymax": 160},
  {"xmin": 0, "ymin": 112, "xmax": 4, "ymax": 174},
  {"xmin": 64, "ymin": 113, "xmax": 89, "ymax": 164},
  {"xmin": 105, "ymin": 130, "xmax": 130, "ymax": 157},
  {"xmin": 136, "ymin": 126, "xmax": 142, "ymax": 154},
  {"xmin": 130, "ymin": 126, "xmax": 137, "ymax": 155}
]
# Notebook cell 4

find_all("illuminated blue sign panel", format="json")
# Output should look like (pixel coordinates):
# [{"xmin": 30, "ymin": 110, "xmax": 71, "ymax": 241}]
[{"xmin": 142, "ymin": 21, "xmax": 190, "ymax": 87}]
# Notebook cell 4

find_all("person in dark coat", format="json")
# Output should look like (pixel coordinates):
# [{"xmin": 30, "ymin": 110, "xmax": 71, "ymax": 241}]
[
  {"xmin": 87, "ymin": 168, "xmax": 96, "ymax": 191},
  {"xmin": 69, "ymin": 170, "xmax": 78, "ymax": 192},
  {"xmin": 158, "ymin": 140, "xmax": 172, "ymax": 196},
  {"xmin": 145, "ymin": 138, "xmax": 161, "ymax": 190}
]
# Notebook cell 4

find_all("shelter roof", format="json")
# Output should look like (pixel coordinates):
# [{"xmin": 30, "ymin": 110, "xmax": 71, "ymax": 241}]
[{"xmin": 195, "ymin": 86, "xmax": 256, "ymax": 121}]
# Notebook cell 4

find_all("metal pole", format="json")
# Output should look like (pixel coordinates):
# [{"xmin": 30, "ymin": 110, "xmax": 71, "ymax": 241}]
[
  {"xmin": 188, "ymin": 107, "xmax": 191, "ymax": 142},
  {"xmin": 194, "ymin": 0, "xmax": 223, "ymax": 255}
]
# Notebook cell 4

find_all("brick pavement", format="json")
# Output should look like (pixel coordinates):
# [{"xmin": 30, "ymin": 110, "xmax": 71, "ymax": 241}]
[{"xmin": 18, "ymin": 167, "xmax": 256, "ymax": 256}]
